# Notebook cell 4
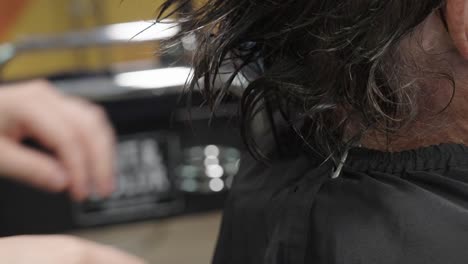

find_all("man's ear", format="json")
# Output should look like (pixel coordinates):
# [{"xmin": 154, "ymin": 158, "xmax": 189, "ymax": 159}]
[{"xmin": 447, "ymin": 0, "xmax": 468, "ymax": 59}]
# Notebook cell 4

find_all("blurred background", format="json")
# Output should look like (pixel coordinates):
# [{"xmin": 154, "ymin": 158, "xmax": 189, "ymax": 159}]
[
  {"xmin": 0, "ymin": 0, "xmax": 244, "ymax": 263},
  {"xmin": 1, "ymin": 0, "xmax": 181, "ymax": 79}
]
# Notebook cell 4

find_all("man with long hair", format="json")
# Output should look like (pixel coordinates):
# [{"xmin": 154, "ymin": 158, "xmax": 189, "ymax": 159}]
[{"xmin": 160, "ymin": 0, "xmax": 468, "ymax": 263}]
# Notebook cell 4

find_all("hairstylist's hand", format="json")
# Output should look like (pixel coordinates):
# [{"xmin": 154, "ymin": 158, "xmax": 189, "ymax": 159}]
[
  {"xmin": 0, "ymin": 80, "xmax": 116, "ymax": 201},
  {"xmin": 0, "ymin": 235, "xmax": 146, "ymax": 264}
]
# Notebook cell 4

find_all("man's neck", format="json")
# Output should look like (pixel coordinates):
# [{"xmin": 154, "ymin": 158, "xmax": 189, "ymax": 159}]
[{"xmin": 362, "ymin": 80, "xmax": 468, "ymax": 152}]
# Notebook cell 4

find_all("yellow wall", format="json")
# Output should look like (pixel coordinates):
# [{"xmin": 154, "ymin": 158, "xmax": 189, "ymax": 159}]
[{"xmin": 1, "ymin": 0, "xmax": 167, "ymax": 80}]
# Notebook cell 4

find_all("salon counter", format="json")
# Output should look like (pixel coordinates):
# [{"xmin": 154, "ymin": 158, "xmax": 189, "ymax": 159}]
[{"xmin": 70, "ymin": 212, "xmax": 222, "ymax": 264}]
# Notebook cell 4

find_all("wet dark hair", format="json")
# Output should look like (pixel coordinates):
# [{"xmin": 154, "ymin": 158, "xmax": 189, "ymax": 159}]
[{"xmin": 157, "ymin": 0, "xmax": 447, "ymax": 161}]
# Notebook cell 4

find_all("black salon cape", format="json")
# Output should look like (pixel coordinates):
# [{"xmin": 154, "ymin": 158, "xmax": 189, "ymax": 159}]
[{"xmin": 213, "ymin": 144, "xmax": 468, "ymax": 264}]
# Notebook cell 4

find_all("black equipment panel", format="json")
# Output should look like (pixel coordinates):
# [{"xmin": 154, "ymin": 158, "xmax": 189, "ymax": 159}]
[{"xmin": 0, "ymin": 79, "xmax": 241, "ymax": 236}]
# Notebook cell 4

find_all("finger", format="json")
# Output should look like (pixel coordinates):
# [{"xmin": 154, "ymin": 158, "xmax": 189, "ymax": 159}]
[
  {"xmin": 0, "ymin": 138, "xmax": 68, "ymax": 192},
  {"xmin": 17, "ymin": 102, "xmax": 89, "ymax": 201},
  {"xmin": 87, "ymin": 243, "xmax": 147, "ymax": 264},
  {"xmin": 29, "ymin": 84, "xmax": 93, "ymax": 201},
  {"xmin": 62, "ymin": 98, "xmax": 116, "ymax": 197},
  {"xmin": 446, "ymin": 0, "xmax": 468, "ymax": 59}
]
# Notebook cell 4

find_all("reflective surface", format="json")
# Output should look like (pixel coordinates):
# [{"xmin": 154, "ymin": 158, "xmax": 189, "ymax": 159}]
[{"xmin": 177, "ymin": 145, "xmax": 241, "ymax": 194}]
